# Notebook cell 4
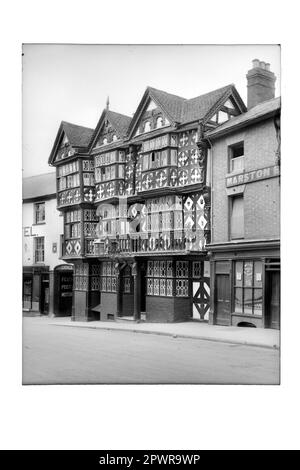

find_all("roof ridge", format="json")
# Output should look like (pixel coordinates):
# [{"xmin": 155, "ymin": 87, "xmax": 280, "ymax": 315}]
[
  {"xmin": 147, "ymin": 86, "xmax": 187, "ymax": 101},
  {"xmin": 107, "ymin": 109, "xmax": 132, "ymax": 120},
  {"xmin": 62, "ymin": 120, "xmax": 94, "ymax": 132},
  {"xmin": 185, "ymin": 84, "xmax": 234, "ymax": 103}
]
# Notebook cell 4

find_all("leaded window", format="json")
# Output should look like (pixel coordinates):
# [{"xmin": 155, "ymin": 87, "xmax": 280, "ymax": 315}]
[
  {"xmin": 146, "ymin": 260, "xmax": 173, "ymax": 297},
  {"xmin": 175, "ymin": 261, "xmax": 189, "ymax": 297},
  {"xmin": 65, "ymin": 210, "xmax": 82, "ymax": 240},
  {"xmin": 100, "ymin": 261, "xmax": 117, "ymax": 293}
]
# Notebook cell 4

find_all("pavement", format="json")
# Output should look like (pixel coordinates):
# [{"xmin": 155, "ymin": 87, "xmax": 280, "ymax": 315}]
[{"xmin": 46, "ymin": 316, "xmax": 280, "ymax": 349}]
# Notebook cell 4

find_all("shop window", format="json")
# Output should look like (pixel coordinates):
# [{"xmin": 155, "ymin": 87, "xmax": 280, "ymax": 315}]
[
  {"xmin": 234, "ymin": 260, "xmax": 263, "ymax": 315},
  {"xmin": 230, "ymin": 195, "xmax": 244, "ymax": 240},
  {"xmin": 23, "ymin": 276, "xmax": 32, "ymax": 309},
  {"xmin": 34, "ymin": 202, "xmax": 45, "ymax": 224},
  {"xmin": 34, "ymin": 237, "xmax": 44, "ymax": 263},
  {"xmin": 229, "ymin": 142, "xmax": 244, "ymax": 173}
]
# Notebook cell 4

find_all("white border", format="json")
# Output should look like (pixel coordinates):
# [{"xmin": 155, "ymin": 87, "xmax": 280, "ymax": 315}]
[{"xmin": 1, "ymin": 0, "xmax": 299, "ymax": 451}]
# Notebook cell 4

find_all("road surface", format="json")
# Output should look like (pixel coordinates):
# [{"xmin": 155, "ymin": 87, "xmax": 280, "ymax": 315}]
[{"xmin": 23, "ymin": 317, "xmax": 279, "ymax": 384}]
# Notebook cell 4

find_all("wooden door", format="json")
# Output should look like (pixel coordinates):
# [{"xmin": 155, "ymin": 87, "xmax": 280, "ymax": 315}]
[
  {"xmin": 59, "ymin": 272, "xmax": 73, "ymax": 316},
  {"xmin": 266, "ymin": 271, "xmax": 280, "ymax": 329},
  {"xmin": 215, "ymin": 274, "xmax": 231, "ymax": 325}
]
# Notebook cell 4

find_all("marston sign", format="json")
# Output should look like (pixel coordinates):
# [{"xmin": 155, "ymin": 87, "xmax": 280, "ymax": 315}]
[{"xmin": 226, "ymin": 165, "xmax": 280, "ymax": 187}]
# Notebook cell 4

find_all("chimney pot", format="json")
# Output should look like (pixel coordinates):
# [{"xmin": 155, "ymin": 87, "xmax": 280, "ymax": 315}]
[
  {"xmin": 252, "ymin": 59, "xmax": 260, "ymax": 68},
  {"xmin": 259, "ymin": 61, "xmax": 266, "ymax": 69},
  {"xmin": 265, "ymin": 63, "xmax": 270, "ymax": 71}
]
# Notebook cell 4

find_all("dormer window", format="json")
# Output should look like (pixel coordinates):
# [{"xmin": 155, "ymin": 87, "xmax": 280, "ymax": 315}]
[
  {"xmin": 112, "ymin": 134, "xmax": 118, "ymax": 142},
  {"xmin": 144, "ymin": 121, "xmax": 151, "ymax": 133},
  {"xmin": 103, "ymin": 137, "xmax": 108, "ymax": 145},
  {"xmin": 156, "ymin": 116, "xmax": 163, "ymax": 128}
]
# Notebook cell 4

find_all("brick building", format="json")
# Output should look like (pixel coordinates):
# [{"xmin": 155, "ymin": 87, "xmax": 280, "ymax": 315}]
[
  {"xmin": 48, "ymin": 59, "xmax": 280, "ymax": 328},
  {"xmin": 206, "ymin": 60, "xmax": 280, "ymax": 329}
]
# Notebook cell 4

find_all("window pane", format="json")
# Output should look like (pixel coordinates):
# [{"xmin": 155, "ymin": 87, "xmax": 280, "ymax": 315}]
[
  {"xmin": 244, "ymin": 288, "xmax": 253, "ymax": 314},
  {"xmin": 254, "ymin": 261, "xmax": 263, "ymax": 287},
  {"xmin": 234, "ymin": 287, "xmax": 243, "ymax": 313},
  {"xmin": 244, "ymin": 261, "xmax": 253, "ymax": 287},
  {"xmin": 253, "ymin": 289, "xmax": 263, "ymax": 315},
  {"xmin": 231, "ymin": 155, "xmax": 244, "ymax": 172},
  {"xmin": 235, "ymin": 261, "xmax": 243, "ymax": 286},
  {"xmin": 119, "ymin": 165, "xmax": 124, "ymax": 178},
  {"xmin": 231, "ymin": 196, "xmax": 244, "ymax": 239}
]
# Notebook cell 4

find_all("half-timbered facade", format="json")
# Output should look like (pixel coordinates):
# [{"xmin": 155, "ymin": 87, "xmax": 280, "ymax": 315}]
[{"xmin": 49, "ymin": 84, "xmax": 247, "ymax": 322}]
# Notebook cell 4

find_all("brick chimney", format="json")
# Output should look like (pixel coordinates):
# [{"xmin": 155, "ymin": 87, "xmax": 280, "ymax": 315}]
[{"xmin": 246, "ymin": 59, "xmax": 276, "ymax": 109}]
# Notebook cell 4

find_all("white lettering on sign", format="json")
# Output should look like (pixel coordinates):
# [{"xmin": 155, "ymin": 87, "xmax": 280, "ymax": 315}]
[{"xmin": 226, "ymin": 165, "xmax": 280, "ymax": 187}]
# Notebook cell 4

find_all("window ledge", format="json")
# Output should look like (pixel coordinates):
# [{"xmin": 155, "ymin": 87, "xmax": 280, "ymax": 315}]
[{"xmin": 226, "ymin": 170, "xmax": 245, "ymax": 178}]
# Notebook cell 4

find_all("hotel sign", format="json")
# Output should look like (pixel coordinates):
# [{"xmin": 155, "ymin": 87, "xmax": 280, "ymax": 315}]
[{"xmin": 226, "ymin": 165, "xmax": 280, "ymax": 187}]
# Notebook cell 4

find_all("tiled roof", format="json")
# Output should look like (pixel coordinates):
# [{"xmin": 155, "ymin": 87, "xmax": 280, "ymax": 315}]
[
  {"xmin": 148, "ymin": 87, "xmax": 186, "ymax": 123},
  {"xmin": 182, "ymin": 84, "xmax": 234, "ymax": 123},
  {"xmin": 148, "ymin": 84, "xmax": 239, "ymax": 124},
  {"xmin": 106, "ymin": 110, "xmax": 132, "ymax": 137},
  {"xmin": 61, "ymin": 121, "xmax": 94, "ymax": 147},
  {"xmin": 207, "ymin": 97, "xmax": 281, "ymax": 137},
  {"xmin": 23, "ymin": 172, "xmax": 56, "ymax": 200}
]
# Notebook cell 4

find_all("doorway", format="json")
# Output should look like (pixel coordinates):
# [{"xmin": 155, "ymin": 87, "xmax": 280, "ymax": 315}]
[
  {"xmin": 40, "ymin": 276, "xmax": 50, "ymax": 314},
  {"xmin": 215, "ymin": 274, "xmax": 231, "ymax": 325},
  {"xmin": 58, "ymin": 271, "xmax": 73, "ymax": 316},
  {"xmin": 265, "ymin": 270, "xmax": 280, "ymax": 329}
]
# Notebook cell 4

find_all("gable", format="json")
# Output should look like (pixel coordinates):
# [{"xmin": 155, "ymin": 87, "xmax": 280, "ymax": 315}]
[
  {"xmin": 54, "ymin": 131, "xmax": 75, "ymax": 162},
  {"xmin": 90, "ymin": 110, "xmax": 131, "ymax": 150},
  {"xmin": 205, "ymin": 91, "xmax": 245, "ymax": 126},
  {"xmin": 93, "ymin": 118, "xmax": 120, "ymax": 149},
  {"xmin": 133, "ymin": 97, "xmax": 171, "ymax": 137}
]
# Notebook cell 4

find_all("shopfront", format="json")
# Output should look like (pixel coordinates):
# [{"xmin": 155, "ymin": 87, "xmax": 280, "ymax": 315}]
[
  {"xmin": 22, "ymin": 266, "xmax": 49, "ymax": 314},
  {"xmin": 209, "ymin": 241, "xmax": 280, "ymax": 329}
]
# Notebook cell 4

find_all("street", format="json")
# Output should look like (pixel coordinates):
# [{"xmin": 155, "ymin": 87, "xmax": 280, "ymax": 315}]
[{"xmin": 23, "ymin": 317, "xmax": 280, "ymax": 384}]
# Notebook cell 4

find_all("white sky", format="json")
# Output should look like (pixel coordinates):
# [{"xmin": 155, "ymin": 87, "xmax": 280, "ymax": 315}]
[{"xmin": 22, "ymin": 44, "xmax": 280, "ymax": 177}]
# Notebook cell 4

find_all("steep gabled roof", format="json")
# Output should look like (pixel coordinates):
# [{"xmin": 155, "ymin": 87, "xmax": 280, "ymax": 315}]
[
  {"xmin": 147, "ymin": 87, "xmax": 186, "ymax": 123},
  {"xmin": 48, "ymin": 120, "xmax": 94, "ymax": 165},
  {"xmin": 127, "ymin": 84, "xmax": 246, "ymax": 138},
  {"xmin": 207, "ymin": 97, "xmax": 281, "ymax": 138},
  {"xmin": 23, "ymin": 172, "xmax": 56, "ymax": 200},
  {"xmin": 181, "ymin": 84, "xmax": 245, "ymax": 123},
  {"xmin": 89, "ymin": 109, "xmax": 132, "ymax": 150},
  {"xmin": 106, "ymin": 110, "xmax": 132, "ymax": 137},
  {"xmin": 61, "ymin": 121, "xmax": 94, "ymax": 148}
]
